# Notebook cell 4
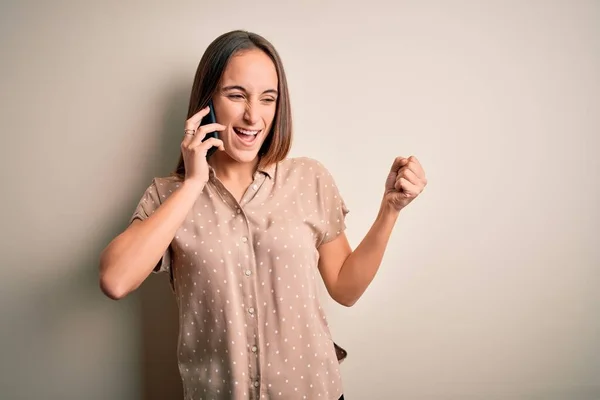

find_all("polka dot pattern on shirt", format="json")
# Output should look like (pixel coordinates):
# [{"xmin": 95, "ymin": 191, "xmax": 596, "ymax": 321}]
[{"xmin": 130, "ymin": 157, "xmax": 349, "ymax": 400}]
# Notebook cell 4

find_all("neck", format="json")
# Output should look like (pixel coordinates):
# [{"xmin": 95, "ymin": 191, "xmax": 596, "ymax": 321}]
[{"xmin": 209, "ymin": 152, "xmax": 259, "ymax": 184}]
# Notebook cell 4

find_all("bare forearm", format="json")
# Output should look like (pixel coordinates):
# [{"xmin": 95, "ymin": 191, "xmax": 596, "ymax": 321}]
[
  {"xmin": 99, "ymin": 180, "xmax": 204, "ymax": 299},
  {"xmin": 336, "ymin": 202, "xmax": 400, "ymax": 306}
]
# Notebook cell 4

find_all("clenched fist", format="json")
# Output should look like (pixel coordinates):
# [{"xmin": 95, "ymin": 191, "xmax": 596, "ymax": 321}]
[{"xmin": 384, "ymin": 156, "xmax": 427, "ymax": 211}]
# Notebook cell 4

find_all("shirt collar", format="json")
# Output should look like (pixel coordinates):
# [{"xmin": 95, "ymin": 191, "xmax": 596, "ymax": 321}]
[
  {"xmin": 257, "ymin": 162, "xmax": 276, "ymax": 179},
  {"xmin": 207, "ymin": 160, "xmax": 276, "ymax": 180}
]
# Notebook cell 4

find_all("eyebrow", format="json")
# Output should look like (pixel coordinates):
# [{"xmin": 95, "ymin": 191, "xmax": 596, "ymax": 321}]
[{"xmin": 221, "ymin": 85, "xmax": 278, "ymax": 95}]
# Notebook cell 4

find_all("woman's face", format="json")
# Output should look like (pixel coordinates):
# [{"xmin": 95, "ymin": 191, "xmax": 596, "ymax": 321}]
[{"xmin": 211, "ymin": 48, "xmax": 279, "ymax": 165}]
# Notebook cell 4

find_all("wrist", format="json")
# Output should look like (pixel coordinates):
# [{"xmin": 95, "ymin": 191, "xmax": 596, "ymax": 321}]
[
  {"xmin": 378, "ymin": 200, "xmax": 401, "ymax": 221},
  {"xmin": 182, "ymin": 178, "xmax": 206, "ymax": 194}
]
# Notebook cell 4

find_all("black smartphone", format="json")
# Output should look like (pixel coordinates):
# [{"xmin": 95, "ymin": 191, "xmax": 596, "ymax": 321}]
[{"xmin": 200, "ymin": 99, "xmax": 219, "ymax": 158}]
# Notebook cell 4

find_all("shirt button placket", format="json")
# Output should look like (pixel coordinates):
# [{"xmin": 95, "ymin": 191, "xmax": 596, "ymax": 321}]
[{"xmin": 238, "ymin": 213, "xmax": 260, "ymax": 398}]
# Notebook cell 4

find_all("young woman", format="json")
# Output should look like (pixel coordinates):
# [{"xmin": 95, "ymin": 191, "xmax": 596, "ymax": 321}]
[{"xmin": 100, "ymin": 30, "xmax": 427, "ymax": 400}]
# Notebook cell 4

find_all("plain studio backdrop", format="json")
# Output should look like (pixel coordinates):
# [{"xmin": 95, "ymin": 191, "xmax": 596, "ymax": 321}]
[{"xmin": 1, "ymin": 1, "xmax": 599, "ymax": 399}]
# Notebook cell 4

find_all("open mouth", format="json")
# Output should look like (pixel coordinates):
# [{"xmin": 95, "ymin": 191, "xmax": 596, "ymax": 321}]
[{"xmin": 233, "ymin": 127, "xmax": 261, "ymax": 145}]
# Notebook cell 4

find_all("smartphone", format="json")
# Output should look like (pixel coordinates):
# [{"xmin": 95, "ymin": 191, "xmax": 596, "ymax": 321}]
[{"xmin": 200, "ymin": 99, "xmax": 219, "ymax": 158}]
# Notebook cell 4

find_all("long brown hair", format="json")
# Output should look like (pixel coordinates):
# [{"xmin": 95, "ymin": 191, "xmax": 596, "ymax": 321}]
[{"xmin": 173, "ymin": 30, "xmax": 293, "ymax": 178}]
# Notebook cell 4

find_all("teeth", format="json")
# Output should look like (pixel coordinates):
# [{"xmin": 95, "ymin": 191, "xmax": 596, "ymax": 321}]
[{"xmin": 236, "ymin": 128, "xmax": 259, "ymax": 136}]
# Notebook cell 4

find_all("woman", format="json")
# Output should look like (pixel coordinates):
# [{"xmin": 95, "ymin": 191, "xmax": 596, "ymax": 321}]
[{"xmin": 99, "ymin": 30, "xmax": 427, "ymax": 400}]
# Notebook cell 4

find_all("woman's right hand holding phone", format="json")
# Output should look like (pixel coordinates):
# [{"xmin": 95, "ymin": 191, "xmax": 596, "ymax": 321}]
[{"xmin": 182, "ymin": 105, "xmax": 226, "ymax": 187}]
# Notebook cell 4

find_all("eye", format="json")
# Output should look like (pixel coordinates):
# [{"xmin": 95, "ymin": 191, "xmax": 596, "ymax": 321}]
[
  {"xmin": 262, "ymin": 98, "xmax": 276, "ymax": 103},
  {"xmin": 228, "ymin": 94, "xmax": 244, "ymax": 100}
]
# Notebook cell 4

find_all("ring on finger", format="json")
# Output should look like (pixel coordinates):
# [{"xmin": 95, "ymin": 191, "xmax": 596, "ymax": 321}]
[{"xmin": 184, "ymin": 128, "xmax": 196, "ymax": 136}]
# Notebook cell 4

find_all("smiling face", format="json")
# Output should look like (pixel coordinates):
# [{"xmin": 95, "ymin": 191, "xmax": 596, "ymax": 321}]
[{"xmin": 211, "ymin": 48, "xmax": 279, "ymax": 165}]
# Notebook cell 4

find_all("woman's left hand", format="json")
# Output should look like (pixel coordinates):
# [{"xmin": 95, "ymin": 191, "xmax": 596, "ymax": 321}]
[{"xmin": 384, "ymin": 155, "xmax": 428, "ymax": 212}]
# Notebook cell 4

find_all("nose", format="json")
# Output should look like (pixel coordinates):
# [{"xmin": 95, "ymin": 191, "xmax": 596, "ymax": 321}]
[{"xmin": 243, "ymin": 100, "xmax": 260, "ymax": 126}]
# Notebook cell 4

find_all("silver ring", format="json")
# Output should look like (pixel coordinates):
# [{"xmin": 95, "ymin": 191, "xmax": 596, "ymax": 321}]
[{"xmin": 184, "ymin": 129, "xmax": 195, "ymax": 136}]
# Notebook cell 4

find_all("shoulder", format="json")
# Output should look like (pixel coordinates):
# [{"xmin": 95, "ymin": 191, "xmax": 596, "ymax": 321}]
[
  {"xmin": 277, "ymin": 157, "xmax": 343, "ymax": 198},
  {"xmin": 277, "ymin": 156, "xmax": 333, "ymax": 178},
  {"xmin": 141, "ymin": 175, "xmax": 184, "ymax": 201},
  {"xmin": 153, "ymin": 174, "xmax": 184, "ymax": 189}
]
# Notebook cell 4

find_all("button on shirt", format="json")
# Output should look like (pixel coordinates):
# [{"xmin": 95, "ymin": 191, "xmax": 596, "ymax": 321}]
[{"xmin": 130, "ymin": 157, "xmax": 349, "ymax": 400}]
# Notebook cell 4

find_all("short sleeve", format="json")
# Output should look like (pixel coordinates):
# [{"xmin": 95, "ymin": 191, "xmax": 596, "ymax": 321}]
[
  {"xmin": 313, "ymin": 160, "xmax": 350, "ymax": 246},
  {"xmin": 129, "ymin": 179, "xmax": 172, "ymax": 275}
]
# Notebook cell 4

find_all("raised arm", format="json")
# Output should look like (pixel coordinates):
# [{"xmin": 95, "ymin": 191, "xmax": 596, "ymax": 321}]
[
  {"xmin": 99, "ymin": 180, "xmax": 204, "ymax": 299},
  {"xmin": 317, "ymin": 156, "xmax": 427, "ymax": 307},
  {"xmin": 99, "ymin": 106, "xmax": 225, "ymax": 299}
]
